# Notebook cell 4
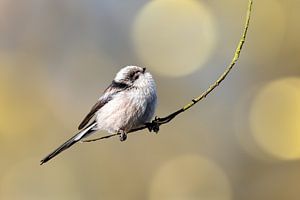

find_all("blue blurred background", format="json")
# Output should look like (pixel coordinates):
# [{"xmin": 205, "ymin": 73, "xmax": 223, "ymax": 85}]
[{"xmin": 1, "ymin": 0, "xmax": 300, "ymax": 199}]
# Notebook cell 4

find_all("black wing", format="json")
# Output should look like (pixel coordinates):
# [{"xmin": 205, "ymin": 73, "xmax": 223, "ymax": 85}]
[
  {"xmin": 78, "ymin": 81, "xmax": 131, "ymax": 130},
  {"xmin": 78, "ymin": 99, "xmax": 108, "ymax": 130}
]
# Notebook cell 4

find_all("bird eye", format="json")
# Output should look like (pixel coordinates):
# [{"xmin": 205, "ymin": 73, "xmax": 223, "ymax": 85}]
[
  {"xmin": 133, "ymin": 72, "xmax": 140, "ymax": 80},
  {"xmin": 128, "ymin": 70, "xmax": 142, "ymax": 82}
]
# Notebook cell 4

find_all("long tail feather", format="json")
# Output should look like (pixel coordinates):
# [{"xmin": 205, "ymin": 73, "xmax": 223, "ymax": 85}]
[{"xmin": 40, "ymin": 122, "xmax": 97, "ymax": 165}]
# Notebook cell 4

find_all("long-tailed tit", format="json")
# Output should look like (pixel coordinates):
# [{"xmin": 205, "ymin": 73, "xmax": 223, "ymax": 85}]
[{"xmin": 40, "ymin": 66, "xmax": 157, "ymax": 165}]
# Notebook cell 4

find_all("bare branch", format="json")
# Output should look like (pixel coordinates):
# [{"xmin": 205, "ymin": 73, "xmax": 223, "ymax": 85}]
[{"xmin": 83, "ymin": 0, "xmax": 253, "ymax": 143}]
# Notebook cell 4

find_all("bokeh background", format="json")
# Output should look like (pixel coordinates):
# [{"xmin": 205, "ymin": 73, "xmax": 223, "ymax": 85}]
[{"xmin": 0, "ymin": 0, "xmax": 299, "ymax": 199}]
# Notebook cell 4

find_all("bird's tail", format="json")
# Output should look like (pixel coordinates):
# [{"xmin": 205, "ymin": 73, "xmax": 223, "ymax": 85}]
[{"xmin": 40, "ymin": 122, "xmax": 97, "ymax": 165}]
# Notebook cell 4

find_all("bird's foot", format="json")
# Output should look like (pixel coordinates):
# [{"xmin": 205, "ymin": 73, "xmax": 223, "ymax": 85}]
[
  {"xmin": 146, "ymin": 117, "xmax": 160, "ymax": 133},
  {"xmin": 119, "ymin": 131, "xmax": 127, "ymax": 142}
]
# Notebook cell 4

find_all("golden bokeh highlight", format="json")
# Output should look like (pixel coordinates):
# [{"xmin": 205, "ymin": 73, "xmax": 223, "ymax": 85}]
[
  {"xmin": 249, "ymin": 77, "xmax": 300, "ymax": 160},
  {"xmin": 149, "ymin": 155, "xmax": 232, "ymax": 200},
  {"xmin": 132, "ymin": 0, "xmax": 217, "ymax": 77},
  {"xmin": 233, "ymin": 87, "xmax": 274, "ymax": 161},
  {"xmin": 0, "ymin": 1, "xmax": 299, "ymax": 199}
]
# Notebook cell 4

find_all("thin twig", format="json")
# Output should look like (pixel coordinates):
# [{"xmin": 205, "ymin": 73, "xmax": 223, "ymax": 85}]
[{"xmin": 83, "ymin": 0, "xmax": 253, "ymax": 143}]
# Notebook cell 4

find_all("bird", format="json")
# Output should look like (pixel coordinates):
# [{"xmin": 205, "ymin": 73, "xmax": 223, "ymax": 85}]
[{"xmin": 40, "ymin": 66, "xmax": 157, "ymax": 165}]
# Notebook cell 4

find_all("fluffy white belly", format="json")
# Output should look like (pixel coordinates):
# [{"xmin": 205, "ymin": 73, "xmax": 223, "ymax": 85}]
[{"xmin": 95, "ymin": 93, "xmax": 147, "ymax": 134}]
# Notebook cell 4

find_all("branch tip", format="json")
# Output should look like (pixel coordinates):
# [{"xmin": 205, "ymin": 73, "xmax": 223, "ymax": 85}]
[{"xmin": 82, "ymin": 0, "xmax": 253, "ymax": 143}]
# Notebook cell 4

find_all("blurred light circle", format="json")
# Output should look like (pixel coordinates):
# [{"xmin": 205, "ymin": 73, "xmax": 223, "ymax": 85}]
[
  {"xmin": 250, "ymin": 77, "xmax": 300, "ymax": 160},
  {"xmin": 0, "ymin": 157, "xmax": 81, "ymax": 200},
  {"xmin": 133, "ymin": 0, "xmax": 217, "ymax": 77},
  {"xmin": 233, "ymin": 86, "xmax": 277, "ymax": 161},
  {"xmin": 149, "ymin": 155, "xmax": 232, "ymax": 200}
]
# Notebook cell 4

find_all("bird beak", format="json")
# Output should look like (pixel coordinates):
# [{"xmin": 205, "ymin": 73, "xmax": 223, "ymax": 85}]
[{"xmin": 142, "ymin": 67, "xmax": 146, "ymax": 73}]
